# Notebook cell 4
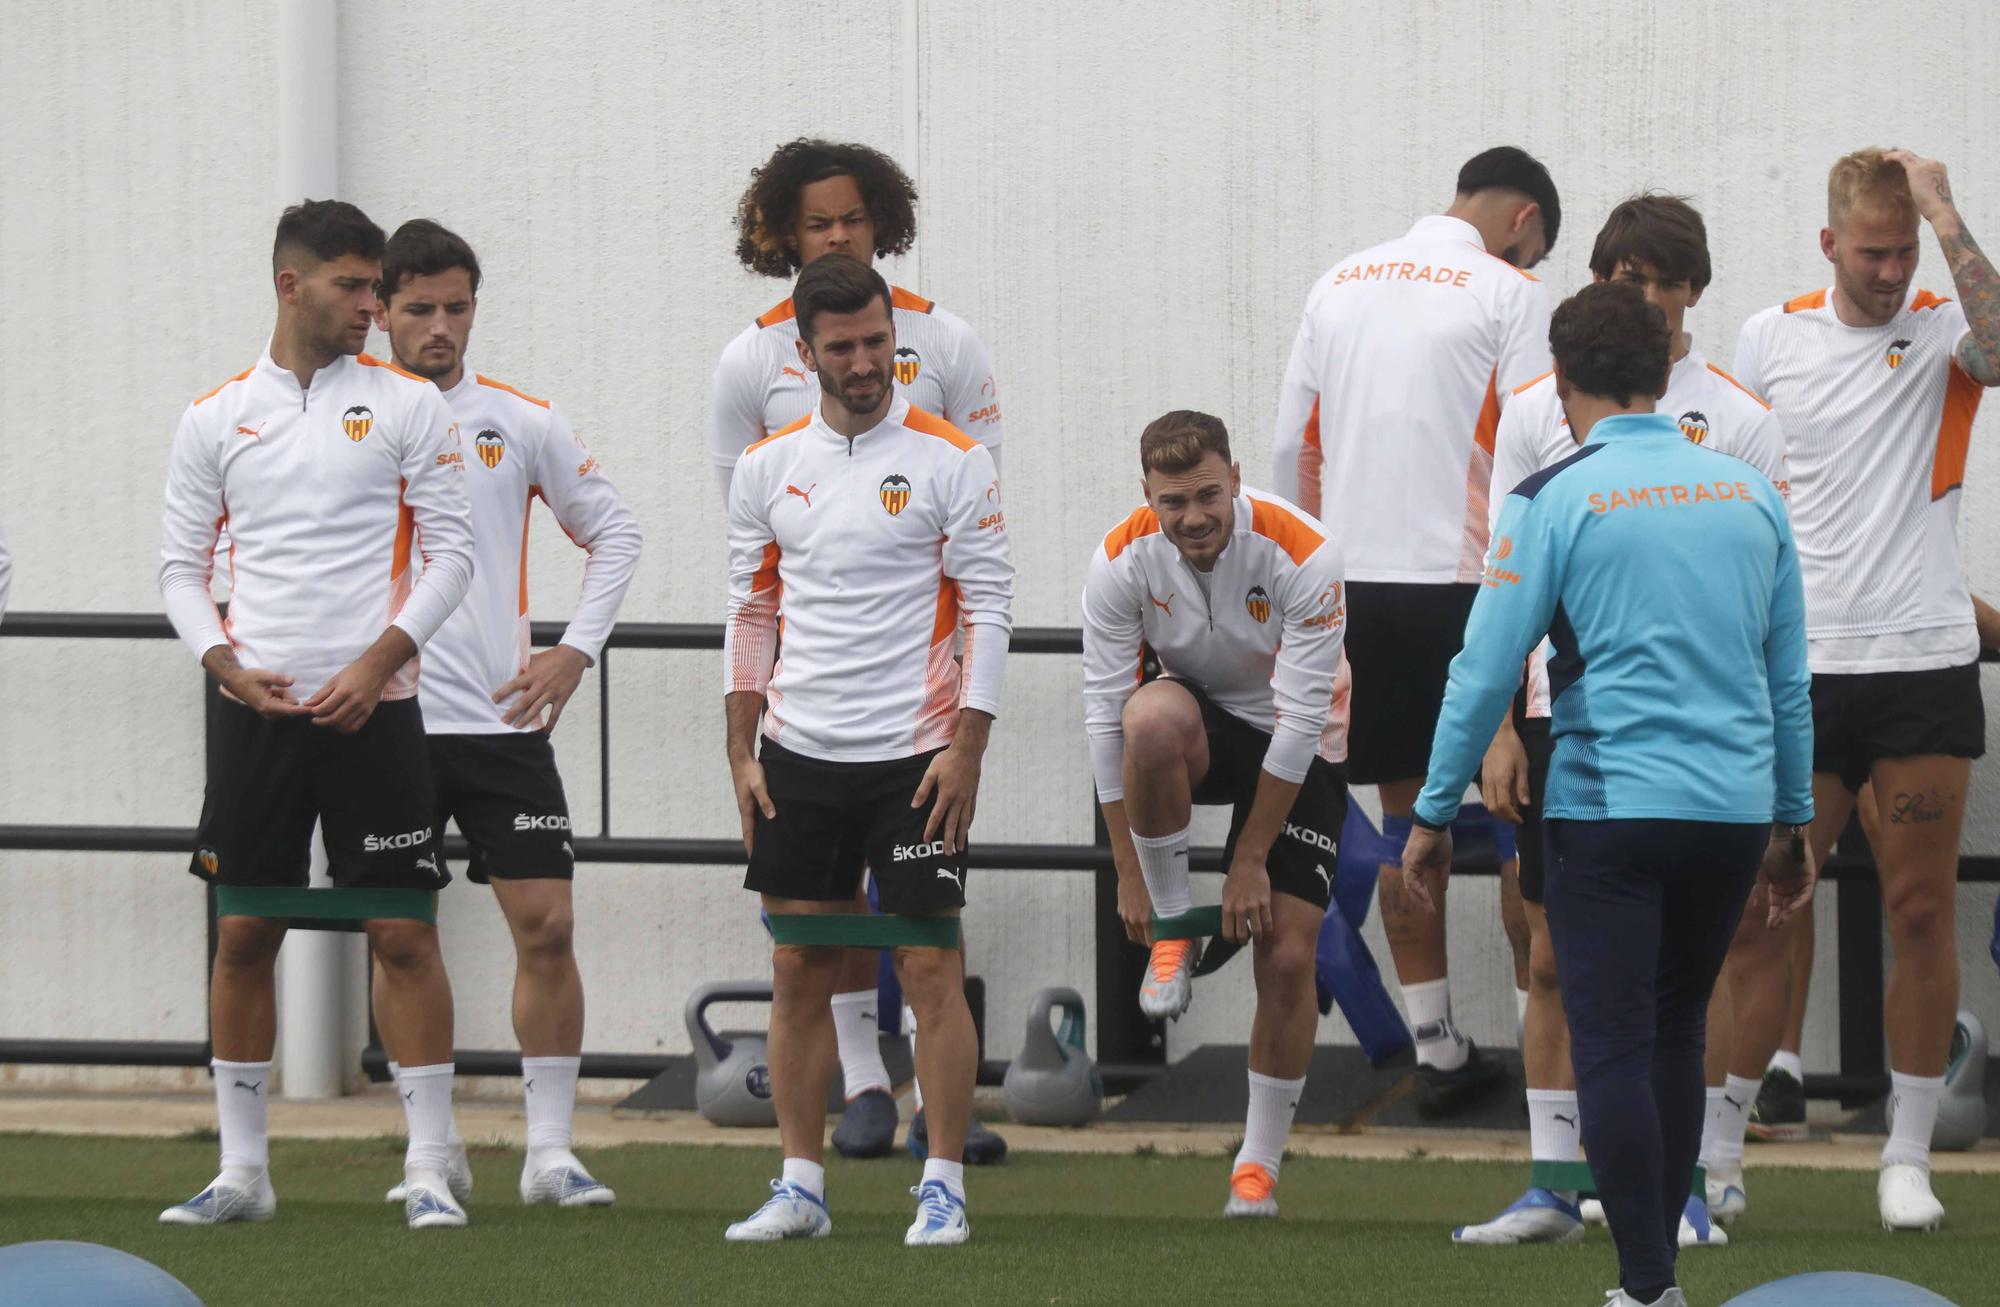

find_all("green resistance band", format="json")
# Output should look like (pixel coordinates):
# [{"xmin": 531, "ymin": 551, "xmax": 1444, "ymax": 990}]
[
  {"xmin": 767, "ymin": 914, "xmax": 961, "ymax": 949},
  {"xmin": 1529, "ymin": 1160, "xmax": 1707, "ymax": 1196},
  {"xmin": 213, "ymin": 886, "xmax": 437, "ymax": 924},
  {"xmin": 1149, "ymin": 905, "xmax": 1243, "ymax": 977}
]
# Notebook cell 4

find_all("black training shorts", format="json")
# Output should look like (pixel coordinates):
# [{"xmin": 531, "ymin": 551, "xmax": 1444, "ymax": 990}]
[
  {"xmin": 1810, "ymin": 662, "xmax": 1985, "ymax": 793},
  {"xmin": 190, "ymin": 696, "xmax": 449, "ymax": 892},
  {"xmin": 744, "ymin": 739, "xmax": 966, "ymax": 915},
  {"xmin": 1341, "ymin": 581, "xmax": 1479, "ymax": 785},
  {"xmin": 431, "ymin": 731, "xmax": 576, "ymax": 883},
  {"xmin": 1172, "ymin": 678, "xmax": 1349, "ymax": 910}
]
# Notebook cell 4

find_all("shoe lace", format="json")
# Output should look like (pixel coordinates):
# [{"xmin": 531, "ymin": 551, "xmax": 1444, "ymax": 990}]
[
  {"xmin": 1149, "ymin": 938, "xmax": 1195, "ymax": 984},
  {"xmin": 910, "ymin": 1180, "xmax": 959, "ymax": 1224},
  {"xmin": 1228, "ymin": 1162, "xmax": 1274, "ymax": 1201}
]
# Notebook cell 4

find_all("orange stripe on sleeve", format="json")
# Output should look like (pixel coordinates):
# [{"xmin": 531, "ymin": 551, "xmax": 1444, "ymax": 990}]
[
  {"xmin": 194, "ymin": 367, "xmax": 254, "ymax": 406},
  {"xmin": 1932, "ymin": 364, "xmax": 1983, "ymax": 500},
  {"xmin": 891, "ymin": 286, "xmax": 936, "ymax": 314},
  {"xmin": 519, "ymin": 486, "xmax": 542, "ymax": 615},
  {"xmin": 1512, "ymin": 369, "xmax": 1554, "ymax": 397},
  {"xmin": 476, "ymin": 373, "xmax": 552, "ymax": 409},
  {"xmin": 745, "ymin": 413, "xmax": 814, "ymax": 457},
  {"xmin": 1298, "ymin": 396, "xmax": 1324, "ymax": 516},
  {"xmin": 1102, "ymin": 507, "xmax": 1162, "ymax": 561},
  {"xmin": 751, "ymin": 541, "xmax": 782, "ymax": 594},
  {"xmin": 392, "ymin": 480, "xmax": 414, "ymax": 578},
  {"xmin": 1473, "ymin": 369, "xmax": 1501, "ymax": 455},
  {"xmin": 1910, "ymin": 289, "xmax": 1954, "ymax": 314},
  {"xmin": 1705, "ymin": 364, "xmax": 1772, "ymax": 409},
  {"xmin": 931, "ymin": 577, "xmax": 962, "ymax": 644},
  {"xmin": 902, "ymin": 406, "xmax": 978, "ymax": 451},
  {"xmin": 756, "ymin": 297, "xmax": 798, "ymax": 329},
  {"xmin": 1783, "ymin": 289, "xmax": 1828, "ymax": 313},
  {"xmin": 1249, "ymin": 496, "xmax": 1325, "ymax": 566},
  {"xmin": 359, "ymin": 353, "xmax": 429, "ymax": 384}
]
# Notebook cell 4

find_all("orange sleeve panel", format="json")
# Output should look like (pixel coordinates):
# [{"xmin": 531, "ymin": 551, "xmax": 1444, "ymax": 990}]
[
  {"xmin": 476, "ymin": 373, "xmax": 552, "ymax": 409},
  {"xmin": 902, "ymin": 406, "xmax": 978, "ymax": 451},
  {"xmin": 1102, "ymin": 507, "xmax": 1162, "ymax": 561},
  {"xmin": 1783, "ymin": 288, "xmax": 1828, "ymax": 313},
  {"xmin": 1473, "ymin": 369, "xmax": 1501, "ymax": 455},
  {"xmin": 1249, "ymin": 497, "xmax": 1326, "ymax": 566},
  {"xmin": 1932, "ymin": 364, "xmax": 1983, "ymax": 500}
]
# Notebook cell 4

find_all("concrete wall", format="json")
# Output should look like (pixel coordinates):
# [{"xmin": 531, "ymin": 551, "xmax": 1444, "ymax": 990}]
[{"xmin": 3, "ymin": 0, "xmax": 1998, "ymax": 1083}]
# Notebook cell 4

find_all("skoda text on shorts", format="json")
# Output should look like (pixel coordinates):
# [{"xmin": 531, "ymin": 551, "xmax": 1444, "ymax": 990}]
[{"xmin": 157, "ymin": 201, "xmax": 475, "ymax": 1230}]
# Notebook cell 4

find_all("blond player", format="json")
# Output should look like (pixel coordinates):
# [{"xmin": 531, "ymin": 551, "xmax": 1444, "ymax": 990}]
[
  {"xmin": 712, "ymin": 138, "xmax": 1007, "ymax": 1163},
  {"xmin": 1456, "ymin": 195, "xmax": 1784, "ymax": 1250},
  {"xmin": 1269, "ymin": 146, "xmax": 1559, "ymax": 1114},
  {"xmin": 1728, "ymin": 148, "xmax": 2000, "ymax": 1232},
  {"xmin": 371, "ymin": 219, "xmax": 643, "ymax": 1210}
]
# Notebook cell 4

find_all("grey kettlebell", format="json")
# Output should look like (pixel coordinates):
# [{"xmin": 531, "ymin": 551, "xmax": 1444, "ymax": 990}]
[
  {"xmin": 1004, "ymin": 986, "xmax": 1103, "ymax": 1126},
  {"xmin": 688, "ymin": 982, "xmax": 778, "ymax": 1127},
  {"xmin": 1934, "ymin": 1010, "xmax": 1988, "ymax": 1151}
]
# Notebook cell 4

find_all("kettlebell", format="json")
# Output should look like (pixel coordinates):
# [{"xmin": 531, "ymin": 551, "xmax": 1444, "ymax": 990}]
[
  {"xmin": 1934, "ymin": 1010, "xmax": 1988, "ymax": 1151},
  {"xmin": 1004, "ymin": 986, "xmax": 1103, "ymax": 1126},
  {"xmin": 687, "ymin": 982, "xmax": 777, "ymax": 1127}
]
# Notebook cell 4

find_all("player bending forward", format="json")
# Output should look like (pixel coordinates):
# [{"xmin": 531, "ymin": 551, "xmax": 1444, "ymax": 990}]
[{"xmin": 1083, "ymin": 411, "xmax": 1350, "ymax": 1218}]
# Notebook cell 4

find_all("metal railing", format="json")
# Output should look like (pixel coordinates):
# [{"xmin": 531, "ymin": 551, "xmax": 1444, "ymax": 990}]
[{"xmin": 3, "ymin": 611, "xmax": 1994, "ymax": 1103}]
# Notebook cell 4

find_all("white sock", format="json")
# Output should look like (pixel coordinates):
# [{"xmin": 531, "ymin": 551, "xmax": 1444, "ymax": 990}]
[
  {"xmin": 1703, "ymin": 1074, "xmax": 1758, "ymax": 1173},
  {"xmin": 782, "ymin": 1156, "xmax": 825, "ymax": 1200},
  {"xmin": 831, "ymin": 990, "xmax": 892, "ymax": 1099},
  {"xmin": 1515, "ymin": 987, "xmax": 1530, "ymax": 1029},
  {"xmin": 1403, "ymin": 978, "xmax": 1468, "ymax": 1071},
  {"xmin": 213, "ymin": 1058, "xmax": 271, "ymax": 1180},
  {"xmin": 1882, "ymin": 1070, "xmax": 1946, "ymax": 1170},
  {"xmin": 906, "ymin": 1005, "xmax": 924, "ymax": 1111},
  {"xmin": 522, "ymin": 1055, "xmax": 581, "ymax": 1166},
  {"xmin": 1768, "ymin": 1048, "xmax": 1805, "ymax": 1084},
  {"xmin": 1234, "ymin": 1070, "xmax": 1304, "ymax": 1177},
  {"xmin": 922, "ymin": 1157, "xmax": 966, "ymax": 1202},
  {"xmin": 397, "ymin": 1062, "xmax": 455, "ymax": 1176},
  {"xmin": 390, "ymin": 1058, "xmax": 461, "ymax": 1148},
  {"xmin": 1526, "ymin": 1089, "xmax": 1581, "ymax": 1199},
  {"xmin": 1131, "ymin": 825, "xmax": 1193, "ymax": 919}
]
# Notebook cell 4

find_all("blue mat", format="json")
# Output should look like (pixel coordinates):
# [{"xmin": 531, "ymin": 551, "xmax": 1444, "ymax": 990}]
[
  {"xmin": 0, "ymin": 1241, "xmax": 203, "ymax": 1306},
  {"xmin": 1721, "ymin": 1272, "xmax": 1956, "ymax": 1306}
]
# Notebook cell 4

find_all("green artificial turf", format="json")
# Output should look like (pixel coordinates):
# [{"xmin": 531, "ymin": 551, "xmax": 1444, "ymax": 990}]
[{"xmin": 0, "ymin": 1133, "xmax": 1994, "ymax": 1304}]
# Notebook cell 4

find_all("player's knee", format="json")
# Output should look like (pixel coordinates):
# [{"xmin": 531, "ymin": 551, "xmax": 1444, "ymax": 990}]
[
  {"xmin": 769, "ymin": 942, "xmax": 833, "ymax": 995},
  {"xmin": 1883, "ymin": 881, "xmax": 1953, "ymax": 947},
  {"xmin": 367, "ymin": 920, "xmax": 441, "ymax": 972},
  {"xmin": 514, "ymin": 899, "xmax": 576, "ymax": 960},
  {"xmin": 892, "ymin": 944, "xmax": 959, "ymax": 998},
  {"xmin": 1254, "ymin": 932, "xmax": 1316, "ymax": 996},
  {"xmin": 1528, "ymin": 940, "xmax": 1561, "ymax": 995},
  {"xmin": 1120, "ymin": 692, "xmax": 1193, "ymax": 763},
  {"xmin": 213, "ymin": 917, "xmax": 283, "ymax": 970}
]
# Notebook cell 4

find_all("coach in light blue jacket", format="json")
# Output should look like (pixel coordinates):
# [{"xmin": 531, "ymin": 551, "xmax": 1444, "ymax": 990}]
[{"xmin": 1398, "ymin": 283, "xmax": 1816, "ymax": 1307}]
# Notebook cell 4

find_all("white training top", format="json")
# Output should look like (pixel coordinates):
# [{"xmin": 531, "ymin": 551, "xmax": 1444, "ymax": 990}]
[
  {"xmin": 1080, "ymin": 487, "xmax": 1350, "ymax": 800},
  {"xmin": 1735, "ymin": 286, "xmax": 1982, "ymax": 672},
  {"xmin": 724, "ymin": 395, "xmax": 1013, "ymax": 762},
  {"xmin": 160, "ymin": 349, "xmax": 474, "ymax": 700},
  {"xmin": 1272, "ymin": 214, "xmax": 1553, "ymax": 584},
  {"xmin": 1492, "ymin": 345, "xmax": 1790, "ymax": 717},
  {"xmin": 417, "ymin": 367, "xmax": 644, "ymax": 734},
  {"xmin": 709, "ymin": 285, "xmax": 1004, "ymax": 491}
]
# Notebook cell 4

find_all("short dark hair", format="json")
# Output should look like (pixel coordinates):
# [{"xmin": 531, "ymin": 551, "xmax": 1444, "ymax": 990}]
[
  {"xmin": 1549, "ymin": 282, "xmax": 1671, "ymax": 407},
  {"xmin": 791, "ymin": 254, "xmax": 894, "ymax": 344},
  {"xmin": 1140, "ymin": 410, "xmax": 1233, "ymax": 475},
  {"xmin": 1589, "ymin": 194, "xmax": 1712, "ymax": 293},
  {"xmin": 380, "ymin": 218, "xmax": 482, "ymax": 305},
  {"xmin": 271, "ymin": 199, "xmax": 384, "ymax": 278},
  {"xmin": 735, "ymin": 138, "xmax": 920, "ymax": 277},
  {"xmin": 1456, "ymin": 146, "xmax": 1561, "ymax": 250}
]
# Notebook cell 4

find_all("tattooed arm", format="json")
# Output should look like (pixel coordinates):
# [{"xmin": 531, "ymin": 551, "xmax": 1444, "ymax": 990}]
[{"xmin": 1887, "ymin": 151, "xmax": 2000, "ymax": 386}]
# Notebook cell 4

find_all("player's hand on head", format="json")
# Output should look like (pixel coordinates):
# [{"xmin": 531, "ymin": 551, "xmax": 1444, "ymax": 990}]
[
  {"xmin": 1399, "ymin": 824, "xmax": 1451, "ymax": 915},
  {"xmin": 913, "ymin": 744, "xmax": 981, "ymax": 855},
  {"xmin": 1759, "ymin": 824, "xmax": 1818, "ymax": 928},
  {"xmin": 494, "ymin": 645, "xmax": 590, "ymax": 731},
  {"xmin": 1220, "ymin": 854, "xmax": 1272, "ymax": 944},
  {"xmin": 1882, "ymin": 151, "xmax": 1954, "ymax": 221},
  {"xmin": 731, "ymin": 756, "xmax": 775, "ymax": 856}
]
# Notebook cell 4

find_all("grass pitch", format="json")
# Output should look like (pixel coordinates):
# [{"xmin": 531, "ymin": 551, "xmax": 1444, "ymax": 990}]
[{"xmin": 1, "ymin": 1133, "xmax": 1995, "ymax": 1305}]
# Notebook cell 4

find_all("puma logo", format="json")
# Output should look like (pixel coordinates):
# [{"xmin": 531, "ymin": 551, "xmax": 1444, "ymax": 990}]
[
  {"xmin": 1148, "ymin": 591, "xmax": 1176, "ymax": 618},
  {"xmin": 234, "ymin": 422, "xmax": 266, "ymax": 439},
  {"xmin": 1724, "ymin": 1095, "xmax": 1745, "ymax": 1111},
  {"xmin": 1553, "ymin": 1113, "xmax": 1578, "ymax": 1128},
  {"xmin": 935, "ymin": 867, "xmax": 963, "ymax": 890},
  {"xmin": 403, "ymin": 1089, "xmax": 416, "ymax": 1103},
  {"xmin": 233, "ymin": 1079, "xmax": 263, "ymax": 1095},
  {"xmin": 1313, "ymin": 863, "xmax": 1332, "ymax": 892},
  {"xmin": 525, "ymin": 1078, "xmax": 536, "ymax": 1093},
  {"xmin": 786, "ymin": 483, "xmax": 817, "ymax": 509},
  {"xmin": 782, "ymin": 366, "xmax": 806, "ymax": 379}
]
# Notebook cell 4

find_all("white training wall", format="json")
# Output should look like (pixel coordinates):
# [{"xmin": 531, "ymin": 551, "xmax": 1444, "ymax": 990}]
[{"xmin": 2, "ymin": 0, "xmax": 1997, "ymax": 1082}]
